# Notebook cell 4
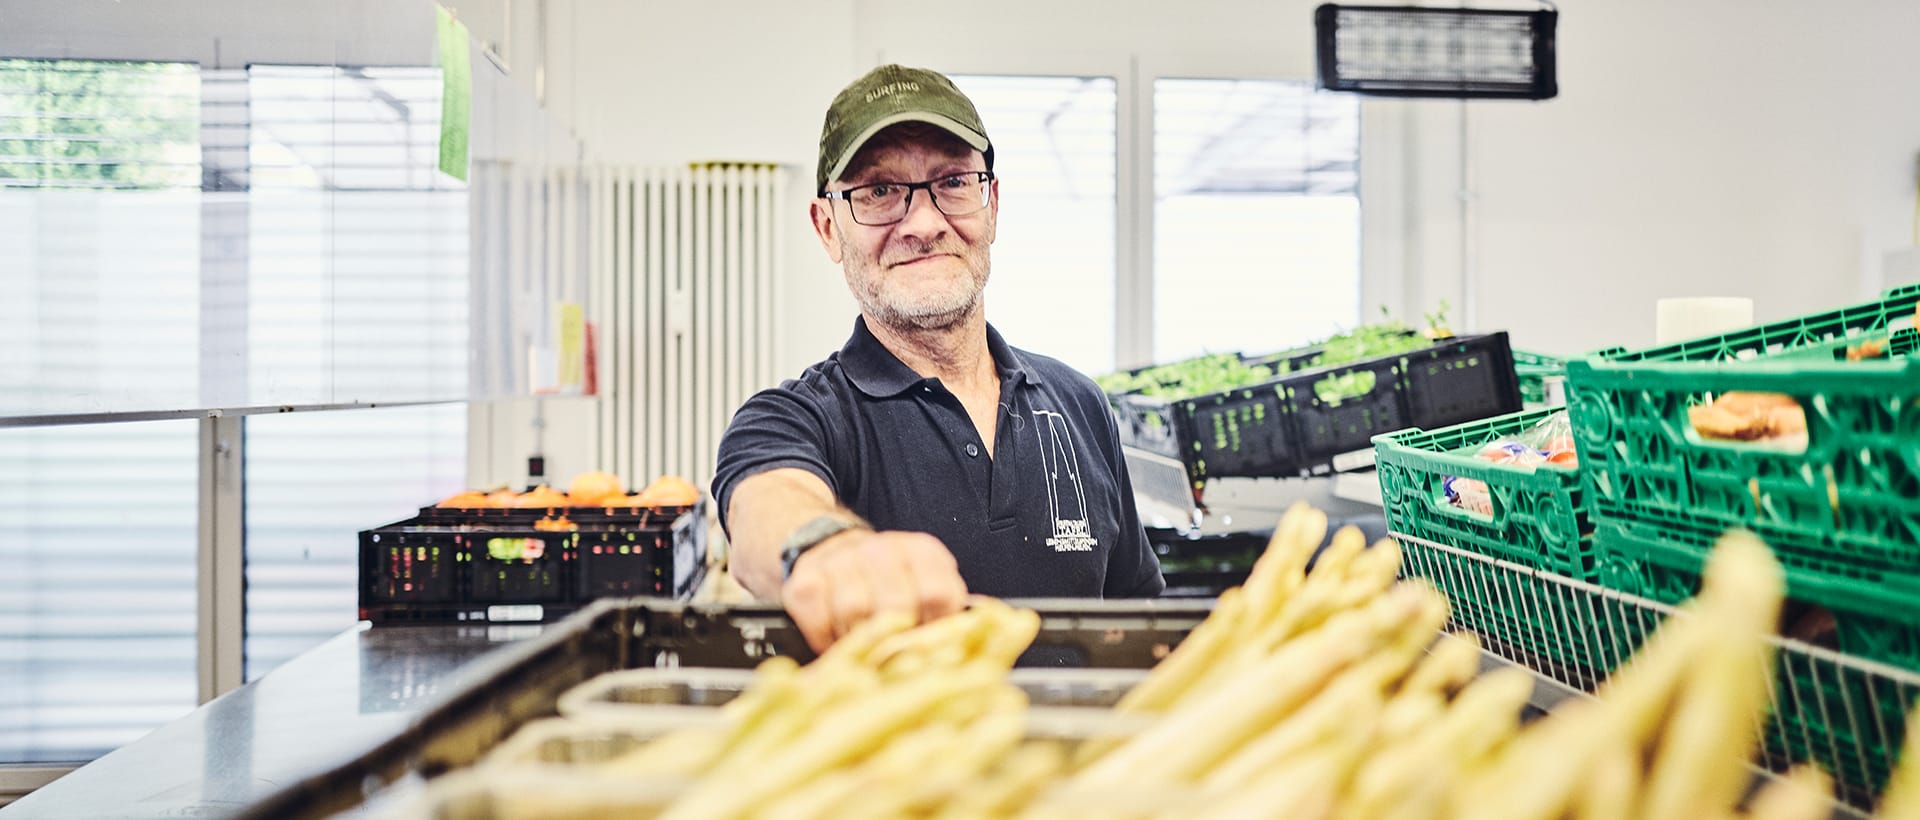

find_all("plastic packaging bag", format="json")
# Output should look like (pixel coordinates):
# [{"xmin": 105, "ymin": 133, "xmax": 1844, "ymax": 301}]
[{"xmin": 1444, "ymin": 411, "xmax": 1576, "ymax": 514}]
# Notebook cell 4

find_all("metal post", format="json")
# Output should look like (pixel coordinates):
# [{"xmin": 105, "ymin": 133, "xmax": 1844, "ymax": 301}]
[{"xmin": 197, "ymin": 414, "xmax": 246, "ymax": 703}]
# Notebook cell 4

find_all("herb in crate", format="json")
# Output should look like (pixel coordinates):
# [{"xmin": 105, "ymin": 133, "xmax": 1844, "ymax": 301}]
[{"xmin": 1097, "ymin": 304, "xmax": 1452, "ymax": 403}]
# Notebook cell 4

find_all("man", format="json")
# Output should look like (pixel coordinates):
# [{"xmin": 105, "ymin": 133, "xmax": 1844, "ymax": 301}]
[{"xmin": 712, "ymin": 64, "xmax": 1163, "ymax": 652}]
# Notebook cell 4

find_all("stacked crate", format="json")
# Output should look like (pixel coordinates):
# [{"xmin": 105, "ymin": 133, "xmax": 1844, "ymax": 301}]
[
  {"xmin": 1373, "ymin": 408, "xmax": 1631, "ymax": 675},
  {"xmin": 360, "ymin": 500, "xmax": 709, "ymax": 623},
  {"xmin": 1565, "ymin": 284, "xmax": 1920, "ymax": 795},
  {"xmin": 1375, "ymin": 284, "xmax": 1920, "ymax": 801},
  {"xmin": 1112, "ymin": 333, "xmax": 1524, "ymax": 492}
]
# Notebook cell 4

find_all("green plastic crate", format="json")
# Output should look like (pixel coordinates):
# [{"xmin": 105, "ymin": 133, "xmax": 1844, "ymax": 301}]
[
  {"xmin": 1390, "ymin": 532, "xmax": 1654, "ymax": 684},
  {"xmin": 1595, "ymin": 515, "xmax": 1919, "ymax": 803},
  {"xmin": 1765, "ymin": 661, "xmax": 1915, "ymax": 810},
  {"xmin": 1376, "ymin": 408, "xmax": 1641, "ymax": 672},
  {"xmin": 1596, "ymin": 514, "xmax": 1920, "ymax": 670},
  {"xmin": 1375, "ymin": 407, "xmax": 1593, "ymax": 579},
  {"xmin": 1512, "ymin": 349, "xmax": 1565, "ymax": 408},
  {"xmin": 1565, "ymin": 284, "xmax": 1920, "ymax": 599}
]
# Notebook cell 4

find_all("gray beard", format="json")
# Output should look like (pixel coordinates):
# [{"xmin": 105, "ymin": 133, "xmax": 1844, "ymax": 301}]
[
  {"xmin": 866, "ymin": 291, "xmax": 981, "ymax": 332},
  {"xmin": 843, "ymin": 237, "xmax": 991, "ymax": 333}
]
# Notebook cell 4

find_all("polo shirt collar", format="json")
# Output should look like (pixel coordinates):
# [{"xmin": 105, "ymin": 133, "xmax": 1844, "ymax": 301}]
[{"xmin": 839, "ymin": 316, "xmax": 1045, "ymax": 397}]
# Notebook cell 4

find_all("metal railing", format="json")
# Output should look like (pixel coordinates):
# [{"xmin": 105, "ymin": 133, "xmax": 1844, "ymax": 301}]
[{"xmin": 1393, "ymin": 530, "xmax": 1920, "ymax": 816}]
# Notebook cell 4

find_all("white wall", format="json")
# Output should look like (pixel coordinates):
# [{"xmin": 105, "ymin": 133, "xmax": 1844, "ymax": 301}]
[
  {"xmin": 467, "ymin": 0, "xmax": 865, "ymax": 488},
  {"xmin": 1459, "ymin": 1, "xmax": 1920, "ymax": 355},
  {"xmin": 537, "ymin": 0, "xmax": 1920, "ymax": 365},
  {"xmin": 557, "ymin": 0, "xmax": 862, "ymax": 374},
  {"xmin": 13, "ymin": 1, "xmax": 1916, "ymax": 485},
  {"xmin": 473, "ymin": 0, "xmax": 1920, "ymax": 487}
]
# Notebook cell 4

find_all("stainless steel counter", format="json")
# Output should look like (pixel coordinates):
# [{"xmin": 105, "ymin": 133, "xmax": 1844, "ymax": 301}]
[{"xmin": 2, "ymin": 622, "xmax": 548, "ymax": 819}]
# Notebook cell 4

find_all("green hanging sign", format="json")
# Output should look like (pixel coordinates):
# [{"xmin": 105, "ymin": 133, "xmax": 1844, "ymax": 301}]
[{"xmin": 435, "ymin": 4, "xmax": 471, "ymax": 181}]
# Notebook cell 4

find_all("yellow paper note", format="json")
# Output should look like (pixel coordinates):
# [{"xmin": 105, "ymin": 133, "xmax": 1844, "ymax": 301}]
[{"xmin": 557, "ymin": 302, "xmax": 585, "ymax": 391}]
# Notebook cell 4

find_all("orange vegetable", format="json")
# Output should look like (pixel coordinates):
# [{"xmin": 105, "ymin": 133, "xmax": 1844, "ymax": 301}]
[
  {"xmin": 437, "ymin": 491, "xmax": 493, "ymax": 508},
  {"xmin": 1691, "ymin": 391, "xmax": 1805, "ymax": 442},
  {"xmin": 533, "ymin": 516, "xmax": 578, "ymax": 532},
  {"xmin": 635, "ymin": 475, "xmax": 701, "ymax": 507},
  {"xmin": 1846, "ymin": 339, "xmax": 1886, "ymax": 361},
  {"xmin": 567, "ymin": 471, "xmax": 625, "ymax": 506},
  {"xmin": 513, "ymin": 485, "xmax": 572, "ymax": 508}
]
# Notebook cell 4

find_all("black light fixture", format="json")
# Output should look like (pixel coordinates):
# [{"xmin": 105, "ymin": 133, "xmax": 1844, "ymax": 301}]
[{"xmin": 1314, "ymin": 3, "xmax": 1559, "ymax": 100}]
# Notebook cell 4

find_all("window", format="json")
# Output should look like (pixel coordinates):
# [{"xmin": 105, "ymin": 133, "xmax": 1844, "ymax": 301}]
[
  {"xmin": 0, "ymin": 57, "xmax": 473, "ymax": 763},
  {"xmin": 0, "ymin": 59, "xmax": 202, "ymax": 417},
  {"xmin": 949, "ymin": 75, "xmax": 1117, "ymax": 376},
  {"xmin": 245, "ymin": 65, "xmax": 469, "ymax": 407},
  {"xmin": 1153, "ymin": 78, "xmax": 1361, "ymax": 361},
  {"xmin": 0, "ymin": 59, "xmax": 203, "ymax": 765},
  {"xmin": 244, "ymin": 404, "xmax": 466, "ymax": 680},
  {"xmin": 0, "ymin": 420, "xmax": 199, "ymax": 763},
  {"xmin": 241, "ymin": 65, "xmax": 469, "ymax": 680},
  {"xmin": 933, "ymin": 73, "xmax": 1362, "ymax": 372}
]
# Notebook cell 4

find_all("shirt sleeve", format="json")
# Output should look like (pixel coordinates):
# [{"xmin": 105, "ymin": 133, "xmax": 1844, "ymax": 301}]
[
  {"xmin": 1090, "ymin": 384, "xmax": 1165, "ymax": 598},
  {"xmin": 710, "ymin": 384, "xmax": 840, "ymax": 538}
]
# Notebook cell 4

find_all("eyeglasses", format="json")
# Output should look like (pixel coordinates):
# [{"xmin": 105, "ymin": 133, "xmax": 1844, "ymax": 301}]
[{"xmin": 821, "ymin": 171, "xmax": 994, "ymax": 226}]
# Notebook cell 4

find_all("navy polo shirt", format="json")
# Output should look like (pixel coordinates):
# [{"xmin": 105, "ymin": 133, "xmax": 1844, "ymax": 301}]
[{"xmin": 713, "ymin": 317, "xmax": 1164, "ymax": 599}]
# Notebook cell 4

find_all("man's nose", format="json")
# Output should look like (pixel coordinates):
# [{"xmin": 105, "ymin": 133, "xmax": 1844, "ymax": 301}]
[{"xmin": 894, "ymin": 186, "xmax": 949, "ymax": 239}]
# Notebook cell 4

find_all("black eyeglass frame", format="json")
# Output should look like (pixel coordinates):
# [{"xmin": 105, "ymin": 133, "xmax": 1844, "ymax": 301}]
[{"xmin": 818, "ymin": 171, "xmax": 996, "ymax": 226}]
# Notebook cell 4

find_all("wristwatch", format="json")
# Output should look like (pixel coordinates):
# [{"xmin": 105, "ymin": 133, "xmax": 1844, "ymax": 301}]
[{"xmin": 779, "ymin": 514, "xmax": 872, "ymax": 580}]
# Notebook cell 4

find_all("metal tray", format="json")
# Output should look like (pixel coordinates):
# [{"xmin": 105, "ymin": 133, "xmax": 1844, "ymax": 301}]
[
  {"xmin": 397, "ymin": 704, "xmax": 1155, "ymax": 820},
  {"xmin": 392, "ymin": 766, "xmax": 686, "ymax": 820},
  {"xmin": 237, "ymin": 597, "xmax": 1211, "ymax": 820},
  {"xmin": 552, "ymin": 666, "xmax": 1147, "ymax": 725}
]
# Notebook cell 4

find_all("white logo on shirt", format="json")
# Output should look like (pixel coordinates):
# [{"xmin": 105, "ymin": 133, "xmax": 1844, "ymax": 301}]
[{"xmin": 1034, "ymin": 409, "xmax": 1098, "ymax": 553}]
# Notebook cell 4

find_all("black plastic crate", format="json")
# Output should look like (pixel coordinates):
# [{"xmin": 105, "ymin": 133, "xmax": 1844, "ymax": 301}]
[
  {"xmin": 1285, "ymin": 354, "xmax": 1408, "ymax": 466},
  {"xmin": 1147, "ymin": 511, "xmax": 1387, "ymax": 597},
  {"xmin": 1149, "ymin": 527, "xmax": 1269, "ymax": 573},
  {"xmin": 1122, "ymin": 333, "xmax": 1522, "ymax": 490},
  {"xmin": 466, "ymin": 531, "xmax": 573, "ymax": 604},
  {"xmin": 413, "ymin": 502, "xmax": 697, "ymax": 526},
  {"xmin": 238, "ymin": 598, "xmax": 1214, "ymax": 820},
  {"xmin": 1117, "ymin": 394, "xmax": 1185, "ymax": 458},
  {"xmin": 359, "ymin": 530, "xmax": 460, "ymax": 605},
  {"xmin": 1291, "ymin": 332, "xmax": 1519, "ymax": 469},
  {"xmin": 576, "ymin": 503, "xmax": 709, "ymax": 600},
  {"xmin": 357, "ymin": 526, "xmax": 575, "ymax": 623},
  {"xmin": 1150, "ymin": 526, "xmax": 1268, "ymax": 598},
  {"xmin": 1108, "ymin": 339, "xmax": 1408, "ymax": 457},
  {"xmin": 1242, "ymin": 328, "xmax": 1423, "ymax": 376},
  {"xmin": 359, "ymin": 501, "xmax": 708, "ymax": 623}
]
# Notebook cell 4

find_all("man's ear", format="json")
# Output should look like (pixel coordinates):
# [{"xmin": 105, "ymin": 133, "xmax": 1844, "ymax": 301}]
[
  {"xmin": 809, "ymin": 199, "xmax": 845, "ymax": 264},
  {"xmin": 986, "ymin": 177, "xmax": 1000, "ymax": 245}
]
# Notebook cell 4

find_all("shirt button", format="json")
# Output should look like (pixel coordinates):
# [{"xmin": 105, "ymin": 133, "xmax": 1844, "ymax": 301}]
[{"xmin": 965, "ymin": 442, "xmax": 980, "ymax": 458}]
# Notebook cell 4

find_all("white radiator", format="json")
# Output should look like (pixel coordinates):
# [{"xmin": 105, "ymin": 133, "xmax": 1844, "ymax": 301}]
[{"xmin": 589, "ymin": 165, "xmax": 783, "ymax": 490}]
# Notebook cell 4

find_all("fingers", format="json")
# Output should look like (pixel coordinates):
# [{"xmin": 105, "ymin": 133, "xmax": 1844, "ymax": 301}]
[
  {"xmin": 862, "ymin": 538, "xmax": 921, "ymax": 620},
  {"xmin": 900, "ymin": 534, "xmax": 969, "ymax": 623},
  {"xmin": 782, "ymin": 562, "xmax": 836, "ymax": 653},
  {"xmin": 781, "ymin": 530, "xmax": 969, "ymax": 654},
  {"xmin": 825, "ymin": 552, "xmax": 876, "ymax": 644}
]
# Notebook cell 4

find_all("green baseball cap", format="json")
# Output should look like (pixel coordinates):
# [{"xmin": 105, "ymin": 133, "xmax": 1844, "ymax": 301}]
[{"xmin": 816, "ymin": 64, "xmax": 993, "ymax": 195}]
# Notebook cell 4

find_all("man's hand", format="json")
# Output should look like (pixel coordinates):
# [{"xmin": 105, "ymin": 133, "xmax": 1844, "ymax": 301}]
[{"xmin": 781, "ymin": 529, "xmax": 969, "ymax": 653}]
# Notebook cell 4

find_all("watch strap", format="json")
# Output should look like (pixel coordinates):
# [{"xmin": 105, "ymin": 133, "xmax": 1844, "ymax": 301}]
[{"xmin": 779, "ymin": 514, "xmax": 871, "ymax": 580}]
